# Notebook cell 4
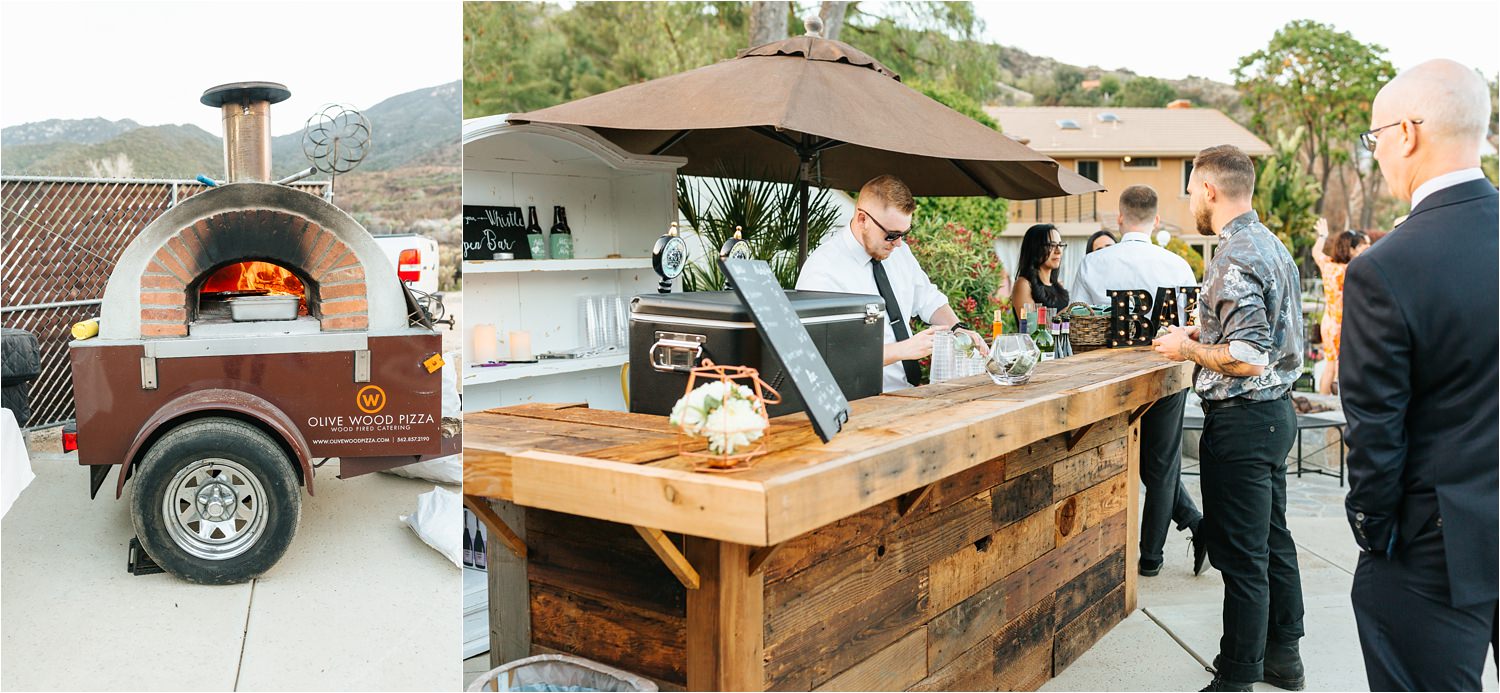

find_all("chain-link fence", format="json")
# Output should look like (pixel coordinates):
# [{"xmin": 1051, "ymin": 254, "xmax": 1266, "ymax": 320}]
[{"xmin": 1, "ymin": 176, "xmax": 327, "ymax": 428}]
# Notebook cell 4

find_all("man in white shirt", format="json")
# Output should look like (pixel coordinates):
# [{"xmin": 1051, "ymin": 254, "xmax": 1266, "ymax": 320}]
[
  {"xmin": 1074, "ymin": 185, "xmax": 1203, "ymax": 578},
  {"xmin": 796, "ymin": 175, "xmax": 987, "ymax": 393},
  {"xmin": 1072, "ymin": 185, "xmax": 1198, "ymax": 305}
]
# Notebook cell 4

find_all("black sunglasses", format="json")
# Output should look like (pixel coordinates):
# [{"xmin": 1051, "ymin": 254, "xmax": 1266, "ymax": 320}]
[
  {"xmin": 1360, "ymin": 119, "xmax": 1422, "ymax": 152},
  {"xmin": 858, "ymin": 208, "xmax": 910, "ymax": 242}
]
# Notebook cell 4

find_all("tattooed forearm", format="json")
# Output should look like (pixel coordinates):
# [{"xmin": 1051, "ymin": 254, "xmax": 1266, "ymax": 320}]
[{"xmin": 1179, "ymin": 340, "xmax": 1266, "ymax": 377}]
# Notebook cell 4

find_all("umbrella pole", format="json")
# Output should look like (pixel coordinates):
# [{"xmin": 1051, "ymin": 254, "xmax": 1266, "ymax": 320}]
[{"xmin": 796, "ymin": 152, "xmax": 812, "ymax": 271}]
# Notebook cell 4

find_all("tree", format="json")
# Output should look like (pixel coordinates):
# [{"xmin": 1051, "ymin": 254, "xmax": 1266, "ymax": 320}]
[
  {"xmin": 1232, "ymin": 20, "xmax": 1396, "ymax": 214},
  {"xmin": 1098, "ymin": 75, "xmax": 1122, "ymax": 101},
  {"xmin": 748, "ymin": 1, "xmax": 788, "ymax": 47},
  {"xmin": 1117, "ymin": 76, "xmax": 1177, "ymax": 107},
  {"xmin": 1253, "ymin": 127, "xmax": 1322, "ymax": 266},
  {"xmin": 463, "ymin": 2, "xmax": 751, "ymax": 118},
  {"xmin": 818, "ymin": 1, "xmax": 850, "ymax": 41},
  {"xmin": 838, "ymin": 1, "xmax": 1002, "ymax": 105}
]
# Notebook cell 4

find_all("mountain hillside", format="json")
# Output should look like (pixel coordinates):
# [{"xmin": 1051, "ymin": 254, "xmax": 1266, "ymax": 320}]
[{"xmin": 2, "ymin": 81, "xmax": 459, "ymax": 179}]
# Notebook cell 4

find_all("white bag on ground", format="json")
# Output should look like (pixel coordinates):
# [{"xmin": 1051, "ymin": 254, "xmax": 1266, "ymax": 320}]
[
  {"xmin": 384, "ymin": 351, "xmax": 463, "ymax": 484},
  {"xmin": 401, "ymin": 485, "xmax": 462, "ymax": 567},
  {"xmin": 384, "ymin": 453, "xmax": 461, "ymax": 485},
  {"xmin": 467, "ymin": 654, "xmax": 658, "ymax": 692}
]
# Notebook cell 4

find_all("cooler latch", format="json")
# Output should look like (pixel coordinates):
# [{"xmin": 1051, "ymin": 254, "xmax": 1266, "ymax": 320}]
[
  {"xmin": 865, "ymin": 303, "xmax": 883, "ymax": 324},
  {"xmin": 650, "ymin": 332, "xmax": 706, "ymax": 373}
]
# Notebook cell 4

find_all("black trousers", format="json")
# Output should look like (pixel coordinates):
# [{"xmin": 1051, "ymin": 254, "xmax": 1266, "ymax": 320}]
[
  {"xmin": 1139, "ymin": 390, "xmax": 1202, "ymax": 564},
  {"xmin": 1352, "ymin": 514, "xmax": 1499, "ymax": 690},
  {"xmin": 1199, "ymin": 395, "xmax": 1304, "ymax": 683}
]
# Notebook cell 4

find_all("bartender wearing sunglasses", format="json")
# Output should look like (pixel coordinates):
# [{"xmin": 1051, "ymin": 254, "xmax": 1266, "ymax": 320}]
[{"xmin": 796, "ymin": 175, "xmax": 989, "ymax": 392}]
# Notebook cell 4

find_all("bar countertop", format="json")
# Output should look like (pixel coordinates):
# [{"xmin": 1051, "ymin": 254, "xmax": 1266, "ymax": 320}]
[{"xmin": 464, "ymin": 347, "xmax": 1192, "ymax": 547}]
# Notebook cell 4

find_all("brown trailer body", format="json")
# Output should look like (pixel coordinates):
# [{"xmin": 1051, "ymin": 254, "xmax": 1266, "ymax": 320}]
[{"xmin": 70, "ymin": 331, "xmax": 443, "ymax": 497}]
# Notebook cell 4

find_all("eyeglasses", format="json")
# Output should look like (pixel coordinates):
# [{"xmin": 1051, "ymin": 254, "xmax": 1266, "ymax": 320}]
[
  {"xmin": 1045, "ymin": 242, "xmax": 1066, "ymax": 251},
  {"xmin": 1360, "ymin": 119, "xmax": 1422, "ymax": 152},
  {"xmin": 858, "ymin": 208, "xmax": 910, "ymax": 242}
]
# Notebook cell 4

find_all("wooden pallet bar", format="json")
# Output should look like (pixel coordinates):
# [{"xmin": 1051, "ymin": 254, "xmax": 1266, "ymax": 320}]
[{"xmin": 467, "ymin": 348, "xmax": 1192, "ymax": 691}]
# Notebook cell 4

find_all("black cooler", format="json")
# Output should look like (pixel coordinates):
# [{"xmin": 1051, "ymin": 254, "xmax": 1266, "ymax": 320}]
[{"xmin": 629, "ymin": 290, "xmax": 885, "ymax": 417}]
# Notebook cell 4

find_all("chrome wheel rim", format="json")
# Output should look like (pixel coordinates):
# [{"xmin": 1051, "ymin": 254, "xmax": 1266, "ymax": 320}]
[{"xmin": 162, "ymin": 458, "xmax": 268, "ymax": 560}]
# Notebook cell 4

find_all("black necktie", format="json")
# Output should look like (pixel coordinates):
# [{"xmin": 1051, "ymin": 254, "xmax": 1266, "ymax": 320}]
[{"xmin": 872, "ymin": 259, "xmax": 923, "ymax": 387}]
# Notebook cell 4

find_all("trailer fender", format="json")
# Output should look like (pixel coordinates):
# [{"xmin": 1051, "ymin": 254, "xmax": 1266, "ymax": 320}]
[{"xmin": 114, "ymin": 388, "xmax": 315, "ymax": 499}]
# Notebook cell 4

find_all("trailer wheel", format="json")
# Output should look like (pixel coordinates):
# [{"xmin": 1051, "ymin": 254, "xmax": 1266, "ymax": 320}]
[{"xmin": 130, "ymin": 417, "xmax": 300, "ymax": 584}]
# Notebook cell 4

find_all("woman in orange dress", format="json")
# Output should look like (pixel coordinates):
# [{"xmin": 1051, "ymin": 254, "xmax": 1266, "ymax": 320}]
[{"xmin": 1312, "ymin": 218, "xmax": 1370, "ymax": 394}]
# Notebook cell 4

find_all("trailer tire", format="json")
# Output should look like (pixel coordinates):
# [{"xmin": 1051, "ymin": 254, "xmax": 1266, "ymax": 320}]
[{"xmin": 130, "ymin": 417, "xmax": 300, "ymax": 584}]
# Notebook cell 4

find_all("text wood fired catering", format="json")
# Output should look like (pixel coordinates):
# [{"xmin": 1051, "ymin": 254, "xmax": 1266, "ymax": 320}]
[{"xmin": 67, "ymin": 81, "xmax": 453, "ymax": 584}]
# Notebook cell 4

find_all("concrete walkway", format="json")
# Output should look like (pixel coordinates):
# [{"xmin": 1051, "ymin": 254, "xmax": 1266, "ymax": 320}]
[
  {"xmin": 2, "ymin": 448, "xmax": 461, "ymax": 691},
  {"xmin": 1044, "ymin": 469, "xmax": 1498, "ymax": 692}
]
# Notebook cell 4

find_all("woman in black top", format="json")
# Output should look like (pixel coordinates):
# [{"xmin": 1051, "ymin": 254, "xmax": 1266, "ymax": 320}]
[
  {"xmin": 1010, "ymin": 223, "xmax": 1070, "ymax": 321},
  {"xmin": 1086, "ymin": 229, "xmax": 1117, "ymax": 253}
]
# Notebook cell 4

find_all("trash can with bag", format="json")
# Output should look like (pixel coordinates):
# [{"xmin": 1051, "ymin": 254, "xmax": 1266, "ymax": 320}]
[{"xmin": 466, "ymin": 654, "xmax": 658, "ymax": 692}]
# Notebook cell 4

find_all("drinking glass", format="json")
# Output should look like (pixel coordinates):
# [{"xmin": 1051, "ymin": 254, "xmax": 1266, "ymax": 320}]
[{"xmin": 930, "ymin": 329, "xmax": 955, "ymax": 384}]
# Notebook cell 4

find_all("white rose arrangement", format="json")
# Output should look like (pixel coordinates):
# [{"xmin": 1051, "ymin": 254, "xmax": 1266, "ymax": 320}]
[{"xmin": 669, "ymin": 379, "xmax": 770, "ymax": 457}]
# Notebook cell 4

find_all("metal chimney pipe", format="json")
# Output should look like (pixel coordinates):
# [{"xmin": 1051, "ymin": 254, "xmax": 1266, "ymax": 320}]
[{"xmin": 200, "ymin": 81, "xmax": 291, "ymax": 183}]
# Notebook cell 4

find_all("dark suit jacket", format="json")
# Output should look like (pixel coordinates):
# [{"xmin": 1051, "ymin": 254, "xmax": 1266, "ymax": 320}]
[{"xmin": 1340, "ymin": 177, "xmax": 1498, "ymax": 608}]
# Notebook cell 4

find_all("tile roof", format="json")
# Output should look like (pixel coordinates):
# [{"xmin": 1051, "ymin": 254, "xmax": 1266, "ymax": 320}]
[{"xmin": 986, "ymin": 106, "xmax": 1273, "ymax": 157}]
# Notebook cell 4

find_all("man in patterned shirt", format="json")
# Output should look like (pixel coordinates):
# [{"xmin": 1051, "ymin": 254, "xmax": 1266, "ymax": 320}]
[{"xmin": 1153, "ymin": 145, "xmax": 1305, "ymax": 693}]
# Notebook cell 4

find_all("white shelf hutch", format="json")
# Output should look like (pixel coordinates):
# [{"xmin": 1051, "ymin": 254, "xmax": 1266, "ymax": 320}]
[{"xmin": 460, "ymin": 116, "xmax": 686, "ymax": 413}]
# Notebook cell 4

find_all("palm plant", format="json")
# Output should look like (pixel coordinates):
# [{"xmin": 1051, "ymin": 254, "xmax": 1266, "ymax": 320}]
[{"xmin": 676, "ymin": 166, "xmax": 841, "ymax": 291}]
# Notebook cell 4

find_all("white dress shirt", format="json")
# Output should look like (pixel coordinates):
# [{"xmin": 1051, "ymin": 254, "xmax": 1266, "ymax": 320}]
[
  {"xmin": 1410, "ymin": 167, "xmax": 1487, "ymax": 210},
  {"xmin": 796, "ymin": 225, "xmax": 950, "ymax": 392},
  {"xmin": 1072, "ymin": 231, "xmax": 1198, "ymax": 306}
]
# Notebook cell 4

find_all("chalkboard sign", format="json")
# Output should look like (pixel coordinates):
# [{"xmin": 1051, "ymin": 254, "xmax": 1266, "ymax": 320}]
[
  {"xmin": 463, "ymin": 205, "xmax": 531, "ymax": 261},
  {"xmin": 722, "ymin": 258, "xmax": 849, "ymax": 443}
]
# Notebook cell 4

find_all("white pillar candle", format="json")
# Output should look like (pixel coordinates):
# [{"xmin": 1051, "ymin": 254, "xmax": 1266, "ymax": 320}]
[
  {"xmin": 509, "ymin": 331, "xmax": 533, "ymax": 361},
  {"xmin": 472, "ymin": 323, "xmax": 499, "ymax": 364}
]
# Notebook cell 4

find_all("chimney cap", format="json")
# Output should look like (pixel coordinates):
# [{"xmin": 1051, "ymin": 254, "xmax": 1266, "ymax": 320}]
[{"xmin": 201, "ymin": 81, "xmax": 291, "ymax": 108}]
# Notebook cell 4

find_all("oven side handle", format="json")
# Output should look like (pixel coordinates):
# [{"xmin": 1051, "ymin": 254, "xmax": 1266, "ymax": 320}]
[{"xmin": 113, "ymin": 388, "xmax": 315, "ymax": 499}]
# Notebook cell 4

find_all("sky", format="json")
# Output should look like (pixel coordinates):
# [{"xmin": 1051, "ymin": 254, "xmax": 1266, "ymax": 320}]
[
  {"xmin": 0, "ymin": 0, "xmax": 458, "ymax": 136},
  {"xmin": 973, "ymin": 0, "xmax": 1499, "ymax": 85},
  {"xmin": 2, "ymin": 0, "xmax": 1494, "ymax": 136}
]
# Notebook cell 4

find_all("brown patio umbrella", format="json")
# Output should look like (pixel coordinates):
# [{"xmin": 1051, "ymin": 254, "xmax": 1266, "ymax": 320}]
[{"xmin": 507, "ymin": 29, "xmax": 1103, "ymax": 266}]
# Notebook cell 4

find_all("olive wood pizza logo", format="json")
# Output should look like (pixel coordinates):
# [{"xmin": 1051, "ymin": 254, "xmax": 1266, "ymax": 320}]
[{"xmin": 356, "ymin": 385, "xmax": 387, "ymax": 414}]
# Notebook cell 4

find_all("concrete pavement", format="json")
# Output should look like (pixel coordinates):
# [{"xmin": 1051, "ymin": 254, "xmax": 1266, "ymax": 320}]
[{"xmin": 2, "ymin": 449, "xmax": 460, "ymax": 691}]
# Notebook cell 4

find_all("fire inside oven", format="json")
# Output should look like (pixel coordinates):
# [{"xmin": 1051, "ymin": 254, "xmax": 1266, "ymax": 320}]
[{"xmin": 196, "ymin": 260, "xmax": 313, "ymax": 322}]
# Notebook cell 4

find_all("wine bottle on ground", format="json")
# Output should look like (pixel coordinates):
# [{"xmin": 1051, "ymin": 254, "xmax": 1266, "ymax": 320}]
[
  {"xmin": 462, "ymin": 517, "xmax": 474, "ymax": 567},
  {"xmin": 549, "ymin": 205, "xmax": 574, "ymax": 259}
]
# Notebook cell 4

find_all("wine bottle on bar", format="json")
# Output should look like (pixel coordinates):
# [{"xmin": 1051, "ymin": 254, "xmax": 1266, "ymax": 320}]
[
  {"xmin": 1049, "ymin": 316, "xmax": 1064, "ymax": 359},
  {"xmin": 474, "ymin": 525, "xmax": 488, "ymax": 570},
  {"xmin": 991, "ymin": 309, "xmax": 1003, "ymax": 341},
  {"xmin": 1032, "ymin": 306, "xmax": 1054, "ymax": 360},
  {"xmin": 549, "ymin": 205, "xmax": 574, "ymax": 260},
  {"xmin": 1058, "ymin": 319, "xmax": 1073, "ymax": 358},
  {"xmin": 526, "ymin": 206, "xmax": 546, "ymax": 259}
]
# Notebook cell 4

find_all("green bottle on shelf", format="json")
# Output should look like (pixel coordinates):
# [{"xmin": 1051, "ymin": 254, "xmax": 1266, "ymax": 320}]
[{"xmin": 549, "ymin": 205, "xmax": 574, "ymax": 260}]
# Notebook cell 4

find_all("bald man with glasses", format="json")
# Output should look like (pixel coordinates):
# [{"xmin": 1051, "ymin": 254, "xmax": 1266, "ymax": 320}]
[
  {"xmin": 796, "ymin": 174, "xmax": 988, "ymax": 392},
  {"xmin": 1341, "ymin": 58, "xmax": 1498, "ymax": 691}
]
